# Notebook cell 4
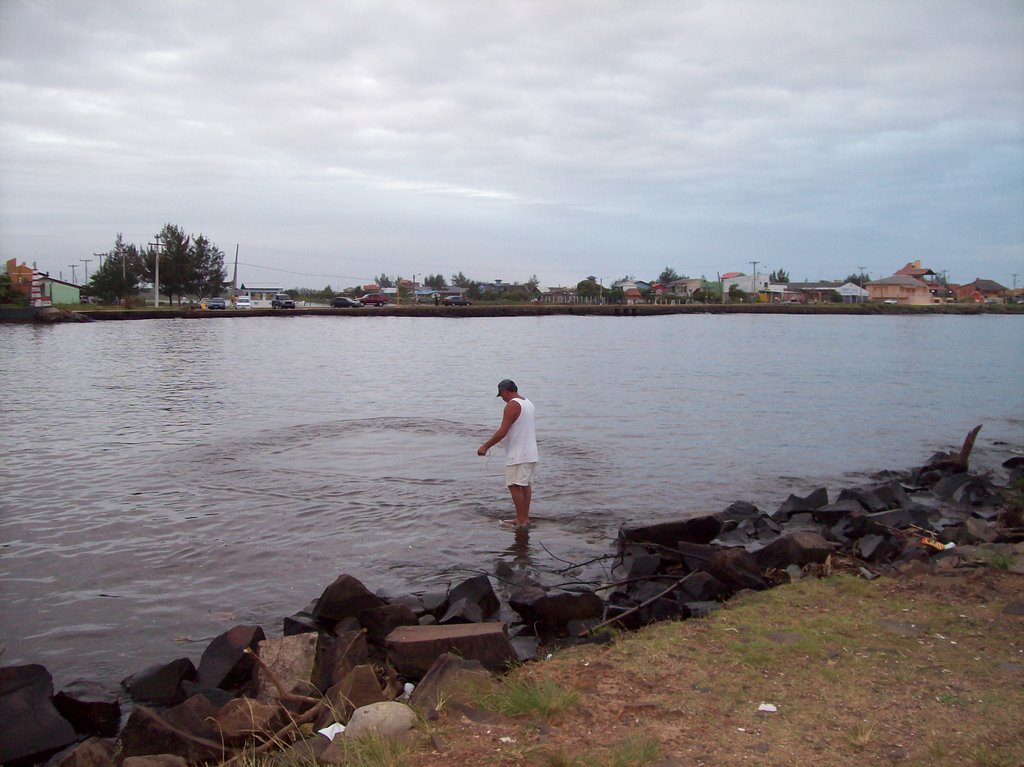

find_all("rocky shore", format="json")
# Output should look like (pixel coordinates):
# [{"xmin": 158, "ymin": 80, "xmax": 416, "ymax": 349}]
[{"xmin": 2, "ymin": 428, "xmax": 1022, "ymax": 766}]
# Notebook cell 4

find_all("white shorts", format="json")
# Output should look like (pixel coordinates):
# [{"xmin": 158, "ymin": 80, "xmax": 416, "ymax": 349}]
[{"xmin": 506, "ymin": 462, "xmax": 537, "ymax": 487}]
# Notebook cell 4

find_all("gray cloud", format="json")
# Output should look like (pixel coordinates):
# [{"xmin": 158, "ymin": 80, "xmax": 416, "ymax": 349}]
[{"xmin": 1, "ymin": 0, "xmax": 1021, "ymax": 288}]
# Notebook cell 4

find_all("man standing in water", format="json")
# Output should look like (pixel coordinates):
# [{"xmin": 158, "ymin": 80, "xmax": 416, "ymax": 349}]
[{"xmin": 478, "ymin": 379, "xmax": 538, "ymax": 527}]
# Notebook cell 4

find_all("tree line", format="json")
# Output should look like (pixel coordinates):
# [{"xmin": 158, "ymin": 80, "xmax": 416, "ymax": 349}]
[
  {"xmin": 87, "ymin": 224, "xmax": 227, "ymax": 305},
  {"xmin": 78, "ymin": 229, "xmax": 871, "ymax": 308}
]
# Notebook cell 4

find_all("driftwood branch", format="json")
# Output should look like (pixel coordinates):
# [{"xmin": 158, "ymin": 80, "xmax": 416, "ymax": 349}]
[
  {"xmin": 242, "ymin": 647, "xmax": 320, "ymax": 708},
  {"xmin": 931, "ymin": 424, "xmax": 983, "ymax": 473},
  {"xmin": 218, "ymin": 697, "xmax": 329, "ymax": 766},
  {"xmin": 579, "ymin": 576, "xmax": 688, "ymax": 637}
]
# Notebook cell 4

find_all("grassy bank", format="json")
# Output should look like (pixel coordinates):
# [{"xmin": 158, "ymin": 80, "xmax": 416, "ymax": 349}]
[{"xmin": 413, "ymin": 569, "xmax": 1023, "ymax": 767}]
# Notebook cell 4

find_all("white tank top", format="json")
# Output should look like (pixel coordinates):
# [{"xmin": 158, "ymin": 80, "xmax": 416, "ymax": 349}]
[{"xmin": 505, "ymin": 397, "xmax": 539, "ymax": 465}]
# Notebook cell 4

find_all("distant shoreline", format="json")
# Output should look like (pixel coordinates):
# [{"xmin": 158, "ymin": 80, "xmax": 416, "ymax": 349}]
[{"xmin": 4, "ymin": 301, "xmax": 1020, "ymax": 323}]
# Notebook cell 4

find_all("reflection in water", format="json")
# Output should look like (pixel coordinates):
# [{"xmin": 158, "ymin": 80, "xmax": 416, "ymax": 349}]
[{"xmin": 507, "ymin": 525, "xmax": 532, "ymax": 572}]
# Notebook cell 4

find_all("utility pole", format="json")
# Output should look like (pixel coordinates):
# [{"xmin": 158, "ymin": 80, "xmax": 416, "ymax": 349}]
[
  {"xmin": 750, "ymin": 260, "xmax": 759, "ymax": 297},
  {"xmin": 68, "ymin": 264, "xmax": 78, "ymax": 284},
  {"xmin": 121, "ymin": 245, "xmax": 128, "ymax": 306},
  {"xmin": 94, "ymin": 252, "xmax": 106, "ymax": 269},
  {"xmin": 80, "ymin": 258, "xmax": 92, "ymax": 284},
  {"xmin": 148, "ymin": 236, "xmax": 162, "ymax": 308},
  {"xmin": 231, "ymin": 244, "xmax": 239, "ymax": 300}
]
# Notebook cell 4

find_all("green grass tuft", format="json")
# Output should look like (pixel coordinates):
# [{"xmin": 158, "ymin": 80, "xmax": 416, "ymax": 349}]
[
  {"xmin": 478, "ymin": 676, "xmax": 579, "ymax": 718},
  {"xmin": 541, "ymin": 734, "xmax": 660, "ymax": 767}
]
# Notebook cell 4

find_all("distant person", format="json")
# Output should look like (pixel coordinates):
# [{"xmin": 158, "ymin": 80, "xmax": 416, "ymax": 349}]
[{"xmin": 478, "ymin": 379, "xmax": 538, "ymax": 527}]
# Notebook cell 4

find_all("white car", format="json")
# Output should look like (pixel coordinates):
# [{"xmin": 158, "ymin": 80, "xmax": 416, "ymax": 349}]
[{"xmin": 235, "ymin": 296, "xmax": 252, "ymax": 309}]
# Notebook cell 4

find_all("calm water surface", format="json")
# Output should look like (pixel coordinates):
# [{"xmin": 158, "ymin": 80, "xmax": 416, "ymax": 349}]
[{"xmin": 1, "ymin": 314, "xmax": 1022, "ymax": 690}]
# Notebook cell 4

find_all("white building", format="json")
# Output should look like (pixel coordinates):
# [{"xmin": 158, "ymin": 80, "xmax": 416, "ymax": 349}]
[{"xmin": 237, "ymin": 286, "xmax": 284, "ymax": 309}]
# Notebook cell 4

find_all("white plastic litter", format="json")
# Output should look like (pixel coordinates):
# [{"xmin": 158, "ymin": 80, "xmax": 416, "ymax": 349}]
[
  {"xmin": 758, "ymin": 703, "xmax": 778, "ymax": 713},
  {"xmin": 317, "ymin": 723, "xmax": 346, "ymax": 740},
  {"xmin": 500, "ymin": 737, "xmax": 516, "ymax": 744},
  {"xmin": 399, "ymin": 682, "xmax": 415, "ymax": 700}
]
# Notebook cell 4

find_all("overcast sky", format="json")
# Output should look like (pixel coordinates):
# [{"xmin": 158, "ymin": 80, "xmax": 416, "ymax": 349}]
[{"xmin": 1, "ymin": 1, "xmax": 1022, "ymax": 290}]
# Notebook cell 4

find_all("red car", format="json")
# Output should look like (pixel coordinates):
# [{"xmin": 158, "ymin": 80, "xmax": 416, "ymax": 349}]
[{"xmin": 359, "ymin": 293, "xmax": 390, "ymax": 306}]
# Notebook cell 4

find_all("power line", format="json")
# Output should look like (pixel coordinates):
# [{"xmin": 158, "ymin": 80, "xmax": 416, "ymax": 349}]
[{"xmin": 235, "ymin": 260, "xmax": 373, "ymax": 283}]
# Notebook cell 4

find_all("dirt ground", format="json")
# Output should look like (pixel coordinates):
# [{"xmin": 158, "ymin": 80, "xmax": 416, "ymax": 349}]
[{"xmin": 409, "ymin": 567, "xmax": 1024, "ymax": 767}]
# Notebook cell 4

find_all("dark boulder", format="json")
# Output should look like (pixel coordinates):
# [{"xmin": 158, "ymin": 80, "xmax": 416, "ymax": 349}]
[
  {"xmin": 627, "ymin": 581, "xmax": 689, "ymax": 624},
  {"xmin": 720, "ymin": 501, "xmax": 762, "ymax": 522},
  {"xmin": 282, "ymin": 610, "xmax": 322, "ymax": 636},
  {"xmin": 445, "ymin": 574, "xmax": 500, "ymax": 619},
  {"xmin": 772, "ymin": 487, "xmax": 829, "ymax": 521},
  {"xmin": 856, "ymin": 533, "xmax": 903, "ymax": 562},
  {"xmin": 254, "ymin": 633, "xmax": 319, "ymax": 705},
  {"xmin": 52, "ymin": 686, "xmax": 121, "ymax": 738},
  {"xmin": 676, "ymin": 571, "xmax": 728, "ymax": 602},
  {"xmin": 358, "ymin": 603, "xmax": 419, "ymax": 644},
  {"xmin": 408, "ymin": 653, "xmax": 493, "ymax": 717},
  {"xmin": 317, "ymin": 664, "xmax": 387, "ymax": 727},
  {"xmin": 618, "ymin": 515, "xmax": 723, "ymax": 549},
  {"xmin": 673, "ymin": 541, "xmax": 717, "ymax": 572},
  {"xmin": 196, "ymin": 624, "xmax": 265, "ymax": 692},
  {"xmin": 828, "ymin": 510, "xmax": 868, "ymax": 544},
  {"xmin": 388, "ymin": 593, "xmax": 427, "ymax": 616},
  {"xmin": 53, "ymin": 737, "xmax": 116, "ymax": 767},
  {"xmin": 707, "ymin": 547, "xmax": 766, "ymax": 591},
  {"xmin": 508, "ymin": 586, "xmax": 603, "ymax": 632},
  {"xmin": 837, "ymin": 487, "xmax": 891, "ymax": 513},
  {"xmin": 118, "ymin": 705, "xmax": 225, "ymax": 762},
  {"xmin": 315, "ymin": 629, "xmax": 369, "ymax": 691},
  {"xmin": 122, "ymin": 657, "xmax": 197, "ymax": 706},
  {"xmin": 714, "ymin": 515, "xmax": 782, "ymax": 548},
  {"xmin": 438, "ymin": 598, "xmax": 485, "ymax": 624},
  {"xmin": 754, "ymin": 532, "xmax": 836, "ymax": 570},
  {"xmin": 158, "ymin": 693, "xmax": 222, "ymax": 742},
  {"xmin": 934, "ymin": 475, "xmax": 999, "ymax": 507},
  {"xmin": 419, "ymin": 590, "xmax": 448, "ymax": 617},
  {"xmin": 868, "ymin": 480, "xmax": 912, "ymax": 509},
  {"xmin": 811, "ymin": 499, "xmax": 864, "ymax": 525},
  {"xmin": 712, "ymin": 519, "xmax": 757, "ymax": 548},
  {"xmin": 211, "ymin": 697, "xmax": 286, "ymax": 747},
  {"xmin": 385, "ymin": 623, "xmax": 516, "ymax": 679},
  {"xmin": 962, "ymin": 516, "xmax": 999, "ymax": 544},
  {"xmin": 0, "ymin": 664, "xmax": 78, "ymax": 766},
  {"xmin": 312, "ymin": 574, "xmax": 386, "ymax": 625},
  {"xmin": 685, "ymin": 601, "xmax": 723, "ymax": 619},
  {"xmin": 611, "ymin": 544, "xmax": 662, "ymax": 581},
  {"xmin": 865, "ymin": 508, "xmax": 913, "ymax": 533},
  {"xmin": 178, "ymin": 682, "xmax": 234, "ymax": 708}
]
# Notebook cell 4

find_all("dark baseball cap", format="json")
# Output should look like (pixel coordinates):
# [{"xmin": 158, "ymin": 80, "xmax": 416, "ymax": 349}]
[{"xmin": 496, "ymin": 379, "xmax": 517, "ymax": 396}]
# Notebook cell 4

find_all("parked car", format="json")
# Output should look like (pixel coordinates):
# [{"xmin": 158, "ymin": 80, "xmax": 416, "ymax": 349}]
[
  {"xmin": 234, "ymin": 295, "xmax": 252, "ymax": 310},
  {"xmin": 330, "ymin": 296, "xmax": 363, "ymax": 308},
  {"xmin": 442, "ymin": 296, "xmax": 472, "ymax": 306},
  {"xmin": 207, "ymin": 297, "xmax": 227, "ymax": 310},
  {"xmin": 359, "ymin": 293, "xmax": 389, "ymax": 306},
  {"xmin": 271, "ymin": 293, "xmax": 296, "ymax": 309}
]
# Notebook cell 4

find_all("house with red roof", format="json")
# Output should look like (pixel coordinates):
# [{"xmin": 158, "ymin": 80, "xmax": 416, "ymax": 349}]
[{"xmin": 957, "ymin": 279, "xmax": 1009, "ymax": 304}]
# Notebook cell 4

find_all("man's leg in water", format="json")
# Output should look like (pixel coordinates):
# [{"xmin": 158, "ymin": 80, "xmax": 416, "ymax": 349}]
[{"xmin": 508, "ymin": 483, "xmax": 532, "ymax": 527}]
